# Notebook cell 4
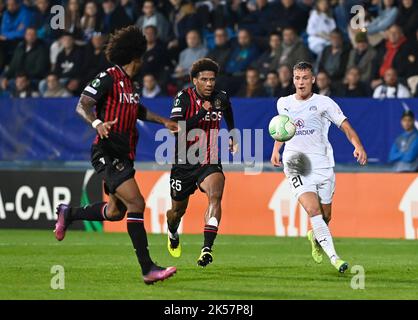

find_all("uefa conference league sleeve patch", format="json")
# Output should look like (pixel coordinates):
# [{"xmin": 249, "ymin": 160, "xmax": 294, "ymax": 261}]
[
  {"xmin": 82, "ymin": 72, "xmax": 111, "ymax": 100},
  {"xmin": 170, "ymin": 91, "xmax": 185, "ymax": 119}
]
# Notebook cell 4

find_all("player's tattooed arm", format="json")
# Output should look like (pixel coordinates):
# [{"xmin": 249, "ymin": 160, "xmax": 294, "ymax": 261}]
[
  {"xmin": 138, "ymin": 104, "xmax": 179, "ymax": 133},
  {"xmin": 76, "ymin": 94, "xmax": 116, "ymax": 139},
  {"xmin": 76, "ymin": 94, "xmax": 97, "ymax": 124}
]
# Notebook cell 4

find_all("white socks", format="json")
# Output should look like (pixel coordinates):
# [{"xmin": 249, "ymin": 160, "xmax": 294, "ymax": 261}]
[{"xmin": 310, "ymin": 215, "xmax": 339, "ymax": 264}]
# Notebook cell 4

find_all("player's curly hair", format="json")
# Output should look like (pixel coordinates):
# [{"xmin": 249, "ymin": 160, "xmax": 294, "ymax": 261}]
[
  {"xmin": 190, "ymin": 58, "xmax": 219, "ymax": 79},
  {"xmin": 105, "ymin": 26, "xmax": 146, "ymax": 66}
]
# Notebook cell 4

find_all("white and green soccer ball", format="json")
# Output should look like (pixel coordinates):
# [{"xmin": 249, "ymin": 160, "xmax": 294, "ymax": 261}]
[{"xmin": 268, "ymin": 115, "xmax": 296, "ymax": 142}]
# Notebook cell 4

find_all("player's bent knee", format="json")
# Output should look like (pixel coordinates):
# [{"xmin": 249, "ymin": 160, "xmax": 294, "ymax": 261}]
[
  {"xmin": 125, "ymin": 198, "xmax": 145, "ymax": 213},
  {"xmin": 105, "ymin": 210, "xmax": 125, "ymax": 221},
  {"xmin": 105, "ymin": 203, "xmax": 124, "ymax": 221}
]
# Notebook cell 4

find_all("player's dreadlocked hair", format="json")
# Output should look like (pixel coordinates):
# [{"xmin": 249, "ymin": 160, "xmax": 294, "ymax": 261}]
[
  {"xmin": 190, "ymin": 58, "xmax": 219, "ymax": 79},
  {"xmin": 105, "ymin": 26, "xmax": 146, "ymax": 66},
  {"xmin": 293, "ymin": 61, "xmax": 314, "ymax": 74}
]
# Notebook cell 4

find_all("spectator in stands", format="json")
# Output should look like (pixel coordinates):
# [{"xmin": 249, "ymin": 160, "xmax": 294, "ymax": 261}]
[
  {"xmin": 1, "ymin": 27, "xmax": 49, "ymax": 91},
  {"xmin": 226, "ymin": 0, "xmax": 249, "ymax": 30},
  {"xmin": 11, "ymin": 72, "xmax": 39, "ymax": 97},
  {"xmin": 389, "ymin": 110, "xmax": 418, "ymax": 172},
  {"xmin": 0, "ymin": 0, "xmax": 32, "ymax": 41},
  {"xmin": 43, "ymin": 72, "xmax": 72, "ymax": 97},
  {"xmin": 406, "ymin": 28, "xmax": 418, "ymax": 93},
  {"xmin": 142, "ymin": 73, "xmax": 163, "ymax": 98},
  {"xmin": 225, "ymin": 29, "xmax": 259, "ymax": 77},
  {"xmin": 80, "ymin": 1, "xmax": 102, "ymax": 41},
  {"xmin": 120, "ymin": 0, "xmax": 138, "ymax": 23},
  {"xmin": 346, "ymin": 31, "xmax": 377, "ymax": 84},
  {"xmin": 48, "ymin": 38, "xmax": 63, "ymax": 72},
  {"xmin": 333, "ymin": 0, "xmax": 352, "ymax": 40},
  {"xmin": 198, "ymin": 0, "xmax": 239, "ymax": 31},
  {"xmin": 167, "ymin": 0, "xmax": 199, "ymax": 53},
  {"xmin": 33, "ymin": 0, "xmax": 53, "ymax": 42},
  {"xmin": 372, "ymin": 24, "xmax": 408, "ymax": 89},
  {"xmin": 297, "ymin": 0, "xmax": 315, "ymax": 11},
  {"xmin": 251, "ymin": 31, "xmax": 281, "ymax": 80},
  {"xmin": 277, "ymin": 26, "xmax": 312, "ymax": 68},
  {"xmin": 49, "ymin": 0, "xmax": 84, "ymax": 71},
  {"xmin": 315, "ymin": 71, "xmax": 332, "ymax": 96},
  {"xmin": 277, "ymin": 64, "xmax": 294, "ymax": 97},
  {"xmin": 335, "ymin": 67, "xmax": 370, "ymax": 97},
  {"xmin": 373, "ymin": 68, "xmax": 411, "ymax": 98},
  {"xmin": 236, "ymin": 67, "xmax": 267, "ymax": 97},
  {"xmin": 271, "ymin": 0, "xmax": 309, "ymax": 35},
  {"xmin": 173, "ymin": 29, "xmax": 207, "ymax": 81},
  {"xmin": 50, "ymin": 32, "xmax": 84, "ymax": 95},
  {"xmin": 102, "ymin": 0, "xmax": 132, "ymax": 34},
  {"xmin": 264, "ymin": 70, "xmax": 280, "ymax": 97},
  {"xmin": 365, "ymin": 0, "xmax": 398, "ymax": 45},
  {"xmin": 153, "ymin": 0, "xmax": 173, "ymax": 17},
  {"xmin": 82, "ymin": 32, "xmax": 111, "ymax": 87},
  {"xmin": 136, "ymin": 0, "xmax": 170, "ymax": 42},
  {"xmin": 317, "ymin": 29, "xmax": 349, "ymax": 84},
  {"xmin": 396, "ymin": 0, "xmax": 418, "ymax": 41},
  {"xmin": 64, "ymin": 0, "xmax": 82, "ymax": 40},
  {"xmin": 0, "ymin": 0, "xmax": 33, "ymax": 68},
  {"xmin": 206, "ymin": 27, "xmax": 231, "ymax": 75},
  {"xmin": 139, "ymin": 25, "xmax": 170, "ymax": 83},
  {"xmin": 398, "ymin": 25, "xmax": 418, "ymax": 80},
  {"xmin": 0, "ymin": 0, "xmax": 4, "ymax": 25},
  {"xmin": 307, "ymin": 0, "xmax": 336, "ymax": 56},
  {"xmin": 239, "ymin": 0, "xmax": 275, "ymax": 36}
]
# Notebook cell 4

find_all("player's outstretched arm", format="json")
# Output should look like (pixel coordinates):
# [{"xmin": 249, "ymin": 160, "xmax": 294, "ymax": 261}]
[
  {"xmin": 76, "ymin": 94, "xmax": 117, "ymax": 139},
  {"xmin": 138, "ymin": 104, "xmax": 179, "ymax": 133},
  {"xmin": 271, "ymin": 141, "xmax": 284, "ymax": 167},
  {"xmin": 340, "ymin": 120, "xmax": 368, "ymax": 165}
]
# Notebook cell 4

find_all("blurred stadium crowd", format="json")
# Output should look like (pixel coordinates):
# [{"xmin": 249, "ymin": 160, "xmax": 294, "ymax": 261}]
[{"xmin": 0, "ymin": 0, "xmax": 417, "ymax": 99}]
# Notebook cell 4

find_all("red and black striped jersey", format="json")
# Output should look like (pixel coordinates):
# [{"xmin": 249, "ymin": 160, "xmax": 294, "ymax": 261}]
[
  {"xmin": 82, "ymin": 65, "xmax": 143, "ymax": 161},
  {"xmin": 170, "ymin": 87, "xmax": 235, "ymax": 166}
]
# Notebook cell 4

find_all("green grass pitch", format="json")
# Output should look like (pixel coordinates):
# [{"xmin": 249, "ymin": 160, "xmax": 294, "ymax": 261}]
[{"xmin": 0, "ymin": 230, "xmax": 417, "ymax": 300}]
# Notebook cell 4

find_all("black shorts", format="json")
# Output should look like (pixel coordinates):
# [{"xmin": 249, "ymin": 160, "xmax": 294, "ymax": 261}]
[
  {"xmin": 91, "ymin": 144, "xmax": 135, "ymax": 195},
  {"xmin": 170, "ymin": 164, "xmax": 224, "ymax": 201}
]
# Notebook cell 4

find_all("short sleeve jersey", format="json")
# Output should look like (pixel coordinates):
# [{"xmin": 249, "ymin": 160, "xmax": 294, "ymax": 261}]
[{"xmin": 276, "ymin": 93, "xmax": 347, "ymax": 169}]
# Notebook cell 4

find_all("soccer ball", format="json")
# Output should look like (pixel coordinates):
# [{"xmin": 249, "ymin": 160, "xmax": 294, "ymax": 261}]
[{"xmin": 268, "ymin": 115, "xmax": 296, "ymax": 142}]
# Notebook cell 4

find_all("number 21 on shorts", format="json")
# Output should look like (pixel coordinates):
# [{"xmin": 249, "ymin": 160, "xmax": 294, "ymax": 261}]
[
  {"xmin": 170, "ymin": 179, "xmax": 182, "ymax": 191},
  {"xmin": 292, "ymin": 175, "xmax": 303, "ymax": 188}
]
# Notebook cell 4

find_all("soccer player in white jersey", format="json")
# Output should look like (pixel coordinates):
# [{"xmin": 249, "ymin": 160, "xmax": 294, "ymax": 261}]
[{"xmin": 270, "ymin": 62, "xmax": 367, "ymax": 273}]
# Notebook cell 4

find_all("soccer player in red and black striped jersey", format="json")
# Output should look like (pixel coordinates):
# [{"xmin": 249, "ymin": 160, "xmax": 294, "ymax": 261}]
[
  {"xmin": 53, "ymin": 26, "xmax": 178, "ymax": 285},
  {"xmin": 166, "ymin": 58, "xmax": 236, "ymax": 267}
]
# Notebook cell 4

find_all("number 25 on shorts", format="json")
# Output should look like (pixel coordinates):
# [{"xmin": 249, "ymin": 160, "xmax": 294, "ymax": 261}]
[{"xmin": 170, "ymin": 179, "xmax": 182, "ymax": 191}]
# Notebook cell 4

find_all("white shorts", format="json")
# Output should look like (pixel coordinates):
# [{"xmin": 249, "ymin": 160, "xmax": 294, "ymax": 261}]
[{"xmin": 284, "ymin": 167, "xmax": 335, "ymax": 204}]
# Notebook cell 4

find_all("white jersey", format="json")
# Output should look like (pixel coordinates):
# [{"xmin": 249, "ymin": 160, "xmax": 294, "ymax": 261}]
[{"xmin": 277, "ymin": 93, "xmax": 347, "ymax": 169}]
